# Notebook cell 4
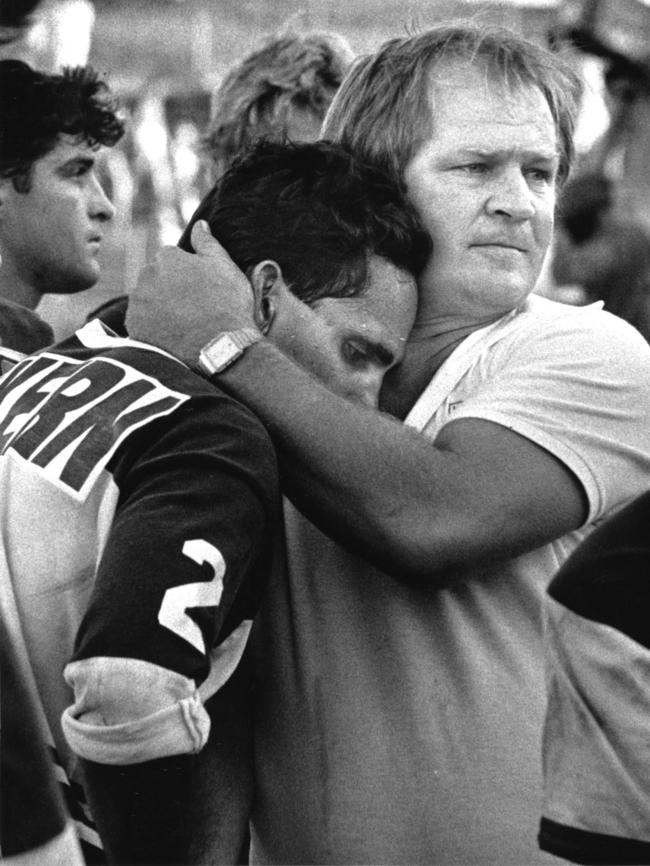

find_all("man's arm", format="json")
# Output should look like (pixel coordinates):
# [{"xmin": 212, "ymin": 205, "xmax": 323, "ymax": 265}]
[
  {"xmin": 126, "ymin": 224, "xmax": 589, "ymax": 581},
  {"xmin": 214, "ymin": 340, "xmax": 587, "ymax": 579},
  {"xmin": 62, "ymin": 397, "xmax": 276, "ymax": 863}
]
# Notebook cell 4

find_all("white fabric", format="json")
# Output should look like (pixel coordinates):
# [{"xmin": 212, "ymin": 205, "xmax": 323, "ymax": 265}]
[
  {"xmin": 62, "ymin": 657, "xmax": 211, "ymax": 765},
  {"xmin": 250, "ymin": 296, "xmax": 650, "ymax": 865}
]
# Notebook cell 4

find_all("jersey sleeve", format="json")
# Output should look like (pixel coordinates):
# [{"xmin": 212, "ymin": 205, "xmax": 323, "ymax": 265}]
[
  {"xmin": 61, "ymin": 394, "xmax": 278, "ymax": 766},
  {"xmin": 448, "ymin": 307, "xmax": 650, "ymax": 523}
]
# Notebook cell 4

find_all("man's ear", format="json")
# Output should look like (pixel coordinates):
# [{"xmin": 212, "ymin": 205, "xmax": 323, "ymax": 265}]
[{"xmin": 249, "ymin": 260, "xmax": 285, "ymax": 334}]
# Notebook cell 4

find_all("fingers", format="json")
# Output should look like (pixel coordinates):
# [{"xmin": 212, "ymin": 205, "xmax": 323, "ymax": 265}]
[{"xmin": 190, "ymin": 220, "xmax": 227, "ymax": 259}]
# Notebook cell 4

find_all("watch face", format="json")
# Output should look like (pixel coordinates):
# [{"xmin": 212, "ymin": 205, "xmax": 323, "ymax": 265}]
[{"xmin": 201, "ymin": 334, "xmax": 241, "ymax": 373}]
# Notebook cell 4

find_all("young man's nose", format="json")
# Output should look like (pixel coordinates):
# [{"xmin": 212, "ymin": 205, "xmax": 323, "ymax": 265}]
[{"xmin": 89, "ymin": 175, "xmax": 116, "ymax": 222}]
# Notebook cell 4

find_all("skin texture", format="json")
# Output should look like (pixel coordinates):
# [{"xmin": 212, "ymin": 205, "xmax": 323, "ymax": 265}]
[{"xmin": 0, "ymin": 135, "xmax": 114, "ymax": 309}]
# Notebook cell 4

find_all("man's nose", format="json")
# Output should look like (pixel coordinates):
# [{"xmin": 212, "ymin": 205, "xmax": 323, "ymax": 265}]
[
  {"xmin": 486, "ymin": 169, "xmax": 535, "ymax": 220},
  {"xmin": 89, "ymin": 174, "xmax": 116, "ymax": 222}
]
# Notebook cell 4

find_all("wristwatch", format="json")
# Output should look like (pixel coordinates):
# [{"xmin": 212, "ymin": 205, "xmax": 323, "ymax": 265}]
[{"xmin": 198, "ymin": 328, "xmax": 262, "ymax": 376}]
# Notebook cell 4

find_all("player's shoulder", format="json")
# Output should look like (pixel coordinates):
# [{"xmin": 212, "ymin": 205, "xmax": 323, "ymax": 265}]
[{"xmin": 38, "ymin": 321, "xmax": 274, "ymax": 454}]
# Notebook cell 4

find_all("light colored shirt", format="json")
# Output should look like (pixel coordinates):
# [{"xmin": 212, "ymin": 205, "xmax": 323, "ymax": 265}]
[{"xmin": 250, "ymin": 295, "xmax": 650, "ymax": 865}]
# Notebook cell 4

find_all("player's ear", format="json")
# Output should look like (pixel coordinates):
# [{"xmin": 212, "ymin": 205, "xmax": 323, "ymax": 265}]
[{"xmin": 249, "ymin": 260, "xmax": 286, "ymax": 334}]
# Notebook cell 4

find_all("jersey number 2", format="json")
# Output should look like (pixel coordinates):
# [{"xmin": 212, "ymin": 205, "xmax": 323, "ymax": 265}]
[{"xmin": 158, "ymin": 539, "xmax": 225, "ymax": 654}]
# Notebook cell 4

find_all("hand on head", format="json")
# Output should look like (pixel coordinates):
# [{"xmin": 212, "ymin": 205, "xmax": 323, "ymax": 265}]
[{"xmin": 126, "ymin": 221, "xmax": 257, "ymax": 362}]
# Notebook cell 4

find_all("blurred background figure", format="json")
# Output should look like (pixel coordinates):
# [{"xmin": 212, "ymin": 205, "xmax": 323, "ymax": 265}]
[
  {"xmin": 201, "ymin": 29, "xmax": 354, "ymax": 190},
  {"xmin": 552, "ymin": 171, "xmax": 650, "ymax": 342},
  {"xmin": 555, "ymin": 0, "xmax": 650, "ymax": 231},
  {"xmin": 0, "ymin": 0, "xmax": 95, "ymax": 69},
  {"xmin": 0, "ymin": 0, "xmax": 42, "ymax": 43}
]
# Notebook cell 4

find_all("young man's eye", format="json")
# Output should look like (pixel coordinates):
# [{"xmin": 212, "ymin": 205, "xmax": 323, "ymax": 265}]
[
  {"xmin": 342, "ymin": 341, "xmax": 368, "ymax": 365},
  {"xmin": 63, "ymin": 162, "xmax": 91, "ymax": 179}
]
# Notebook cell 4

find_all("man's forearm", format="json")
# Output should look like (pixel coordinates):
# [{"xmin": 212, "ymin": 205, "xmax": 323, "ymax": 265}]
[{"xmin": 213, "ymin": 339, "xmax": 450, "ymax": 579}]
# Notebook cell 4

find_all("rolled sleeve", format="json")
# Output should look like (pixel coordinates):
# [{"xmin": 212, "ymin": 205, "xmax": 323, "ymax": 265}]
[{"xmin": 61, "ymin": 656, "xmax": 210, "ymax": 766}]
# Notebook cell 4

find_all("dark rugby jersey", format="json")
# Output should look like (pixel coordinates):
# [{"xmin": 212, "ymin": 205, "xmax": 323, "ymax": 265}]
[{"xmin": 0, "ymin": 320, "xmax": 278, "ymax": 858}]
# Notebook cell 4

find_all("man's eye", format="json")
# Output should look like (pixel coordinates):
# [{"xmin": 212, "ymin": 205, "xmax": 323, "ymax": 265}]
[
  {"xmin": 342, "ymin": 341, "xmax": 368, "ymax": 365},
  {"xmin": 65, "ymin": 163, "xmax": 91, "ymax": 179},
  {"xmin": 460, "ymin": 163, "xmax": 487, "ymax": 174},
  {"xmin": 526, "ymin": 167, "xmax": 553, "ymax": 184}
]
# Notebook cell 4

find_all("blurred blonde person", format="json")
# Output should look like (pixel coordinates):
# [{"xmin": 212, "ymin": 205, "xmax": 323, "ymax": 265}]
[{"xmin": 202, "ymin": 30, "xmax": 354, "ymax": 187}]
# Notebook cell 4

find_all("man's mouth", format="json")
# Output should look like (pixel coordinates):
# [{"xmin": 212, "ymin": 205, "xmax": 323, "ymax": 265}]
[{"xmin": 472, "ymin": 241, "xmax": 527, "ymax": 253}]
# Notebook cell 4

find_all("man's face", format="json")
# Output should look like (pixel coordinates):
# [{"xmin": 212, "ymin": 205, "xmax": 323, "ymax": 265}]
[
  {"xmin": 269, "ymin": 255, "xmax": 417, "ymax": 408},
  {"xmin": 0, "ymin": 135, "xmax": 114, "ymax": 302},
  {"xmin": 403, "ymin": 60, "xmax": 559, "ymax": 321}
]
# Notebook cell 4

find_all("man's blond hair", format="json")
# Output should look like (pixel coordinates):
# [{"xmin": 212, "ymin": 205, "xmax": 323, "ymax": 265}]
[{"xmin": 323, "ymin": 22, "xmax": 582, "ymax": 188}]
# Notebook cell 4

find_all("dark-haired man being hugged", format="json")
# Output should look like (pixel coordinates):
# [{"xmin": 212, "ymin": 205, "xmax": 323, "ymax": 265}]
[
  {"xmin": 0, "ymin": 60, "xmax": 123, "ymax": 353},
  {"xmin": 0, "ymin": 140, "xmax": 429, "ymax": 864}
]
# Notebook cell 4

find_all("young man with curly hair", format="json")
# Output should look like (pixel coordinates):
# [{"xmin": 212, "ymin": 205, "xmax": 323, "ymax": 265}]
[{"xmin": 0, "ymin": 60, "xmax": 123, "ymax": 352}]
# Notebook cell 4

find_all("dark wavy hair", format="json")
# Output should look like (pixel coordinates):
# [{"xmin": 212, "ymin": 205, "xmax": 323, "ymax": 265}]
[
  {"xmin": 179, "ymin": 140, "xmax": 432, "ymax": 304},
  {"xmin": 0, "ymin": 60, "xmax": 124, "ymax": 192}
]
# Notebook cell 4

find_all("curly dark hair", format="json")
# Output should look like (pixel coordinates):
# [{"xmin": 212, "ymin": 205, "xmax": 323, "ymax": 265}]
[
  {"xmin": 179, "ymin": 140, "xmax": 432, "ymax": 304},
  {"xmin": 0, "ymin": 60, "xmax": 124, "ymax": 192}
]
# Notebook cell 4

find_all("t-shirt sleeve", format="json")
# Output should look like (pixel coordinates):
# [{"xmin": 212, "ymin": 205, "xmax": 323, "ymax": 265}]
[
  {"xmin": 61, "ymin": 396, "xmax": 278, "ymax": 765},
  {"xmin": 447, "ymin": 308, "xmax": 650, "ymax": 523}
]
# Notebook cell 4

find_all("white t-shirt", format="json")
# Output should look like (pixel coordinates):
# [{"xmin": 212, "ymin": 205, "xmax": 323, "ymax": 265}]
[{"xmin": 250, "ymin": 296, "xmax": 650, "ymax": 865}]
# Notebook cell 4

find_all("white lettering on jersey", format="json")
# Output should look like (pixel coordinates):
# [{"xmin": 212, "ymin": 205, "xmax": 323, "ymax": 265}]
[
  {"xmin": 0, "ymin": 352, "xmax": 189, "ymax": 500},
  {"xmin": 158, "ymin": 539, "xmax": 226, "ymax": 654}
]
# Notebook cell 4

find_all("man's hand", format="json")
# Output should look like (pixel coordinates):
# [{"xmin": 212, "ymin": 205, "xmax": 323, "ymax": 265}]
[{"xmin": 126, "ymin": 221, "xmax": 256, "ymax": 363}]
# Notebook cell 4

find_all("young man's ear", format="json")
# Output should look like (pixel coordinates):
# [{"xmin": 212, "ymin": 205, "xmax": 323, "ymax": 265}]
[{"xmin": 249, "ymin": 260, "xmax": 285, "ymax": 334}]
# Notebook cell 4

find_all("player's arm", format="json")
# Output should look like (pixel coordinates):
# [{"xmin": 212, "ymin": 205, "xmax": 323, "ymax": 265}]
[
  {"xmin": 127, "ymin": 226, "xmax": 589, "ymax": 582},
  {"xmin": 61, "ymin": 400, "xmax": 277, "ymax": 864}
]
